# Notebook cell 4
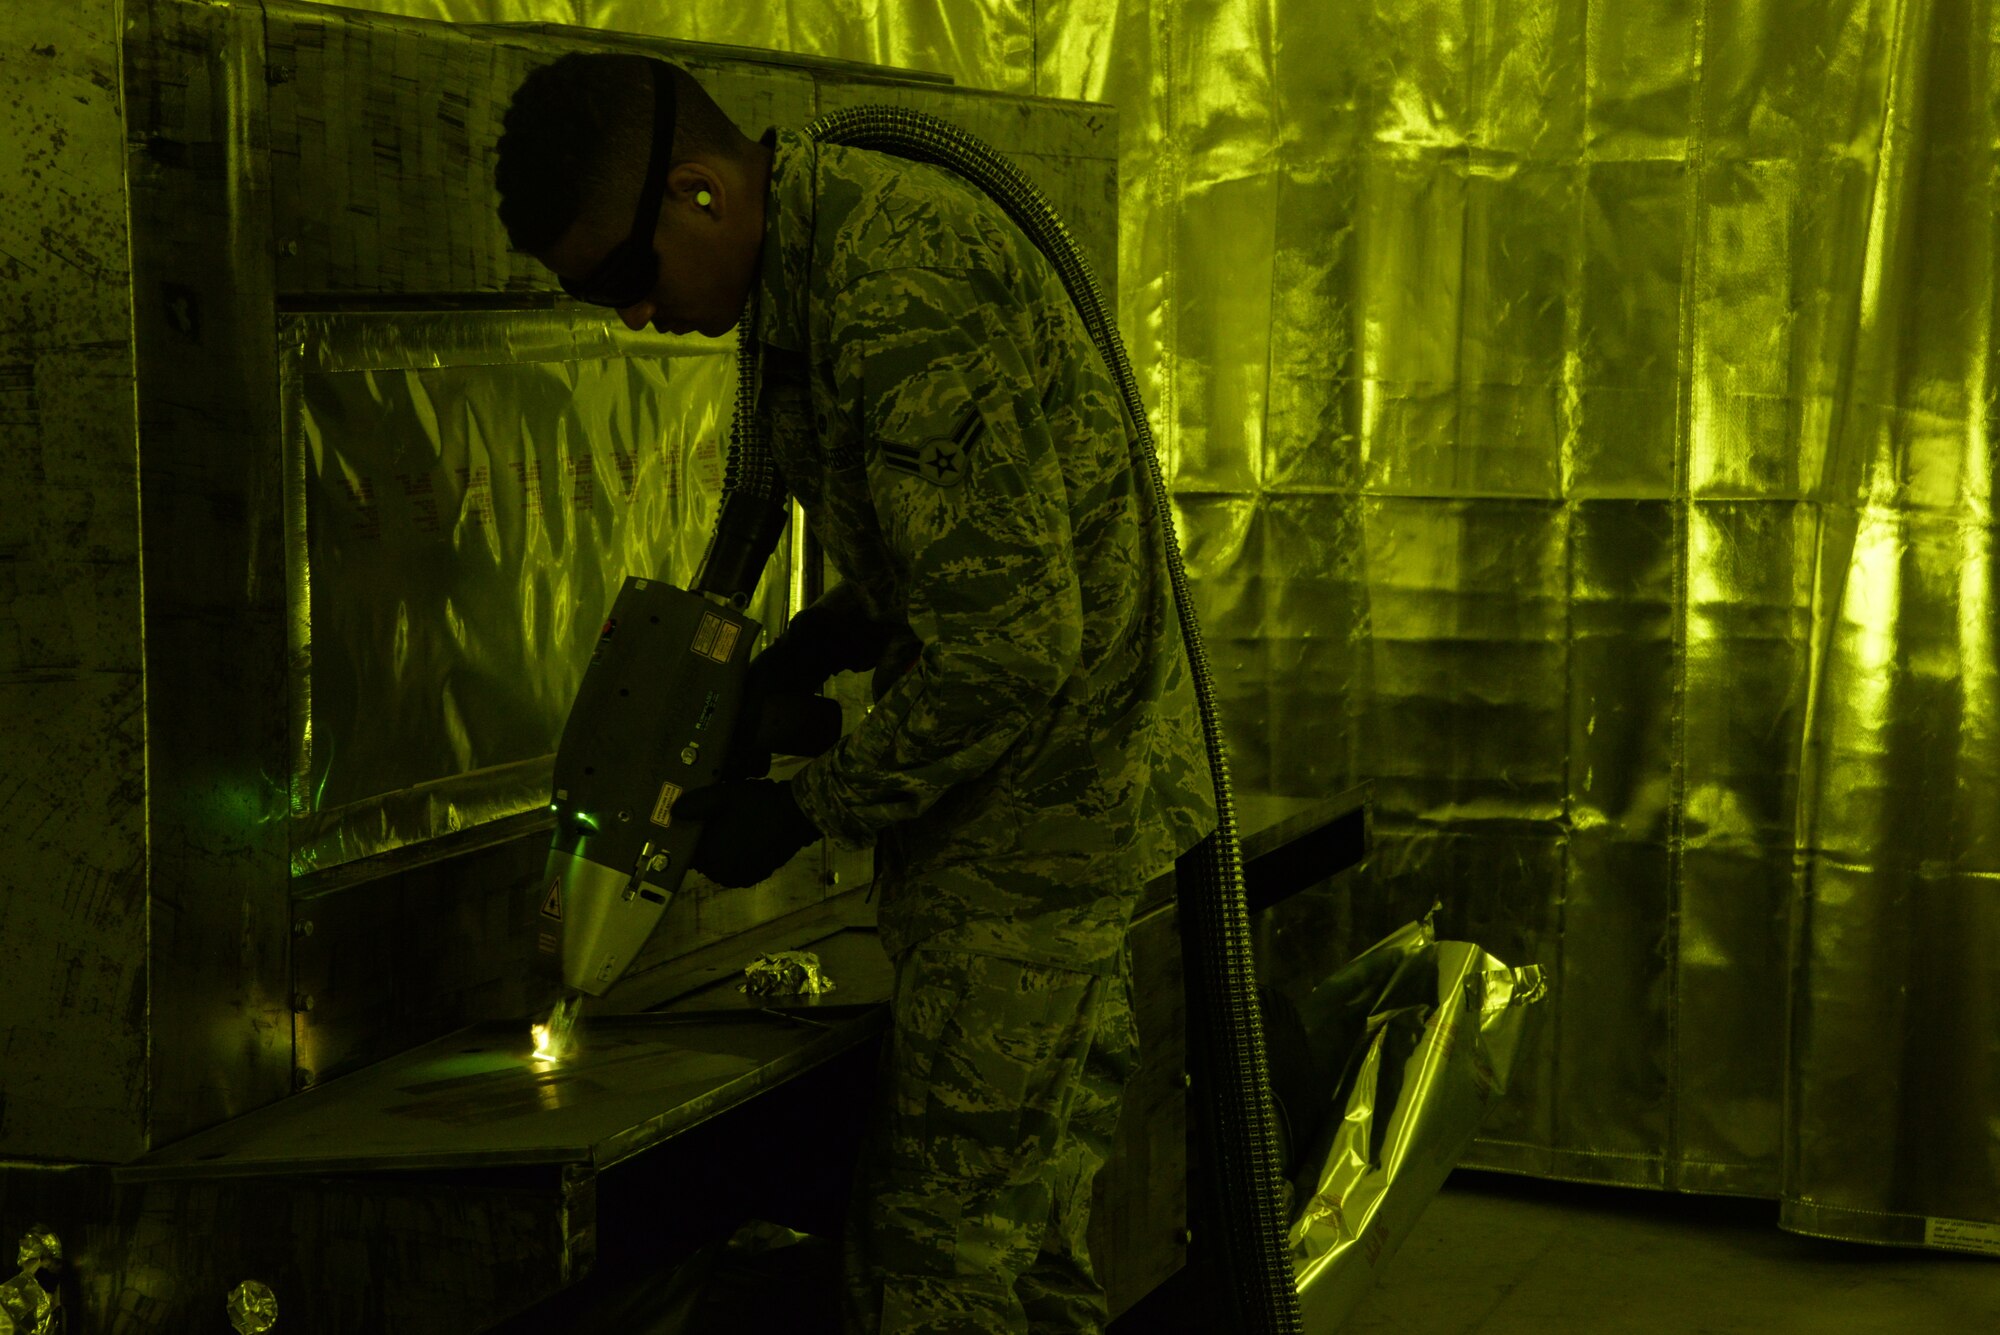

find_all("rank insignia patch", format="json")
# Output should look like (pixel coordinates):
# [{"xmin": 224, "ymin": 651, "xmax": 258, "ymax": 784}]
[{"xmin": 883, "ymin": 406, "xmax": 983, "ymax": 488}]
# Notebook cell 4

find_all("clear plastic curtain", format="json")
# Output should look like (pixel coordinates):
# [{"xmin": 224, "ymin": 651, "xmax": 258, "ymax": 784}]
[{"xmin": 323, "ymin": 0, "xmax": 1999, "ymax": 1249}]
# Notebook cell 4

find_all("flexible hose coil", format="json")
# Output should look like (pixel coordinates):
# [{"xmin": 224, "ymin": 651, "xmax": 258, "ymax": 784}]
[{"xmin": 699, "ymin": 107, "xmax": 1304, "ymax": 1333}]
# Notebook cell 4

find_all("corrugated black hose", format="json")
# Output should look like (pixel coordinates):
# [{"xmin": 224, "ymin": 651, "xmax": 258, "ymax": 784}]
[
  {"xmin": 693, "ymin": 312, "xmax": 790, "ymax": 605},
  {"xmin": 694, "ymin": 107, "xmax": 1303, "ymax": 1335}
]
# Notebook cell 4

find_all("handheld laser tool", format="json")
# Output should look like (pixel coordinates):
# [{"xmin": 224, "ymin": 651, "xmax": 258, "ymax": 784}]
[{"xmin": 540, "ymin": 554, "xmax": 840, "ymax": 998}]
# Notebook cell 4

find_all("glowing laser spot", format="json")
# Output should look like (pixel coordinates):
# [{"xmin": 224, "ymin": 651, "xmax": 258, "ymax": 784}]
[{"xmin": 531, "ymin": 993, "xmax": 583, "ymax": 1064}]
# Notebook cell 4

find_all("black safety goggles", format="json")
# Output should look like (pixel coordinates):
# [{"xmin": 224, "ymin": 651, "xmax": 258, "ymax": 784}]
[{"xmin": 559, "ymin": 60, "xmax": 678, "ymax": 309}]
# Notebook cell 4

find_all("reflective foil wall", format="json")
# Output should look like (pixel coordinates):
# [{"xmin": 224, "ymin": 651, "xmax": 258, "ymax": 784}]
[
  {"xmin": 320, "ymin": 1, "xmax": 1999, "ymax": 1250},
  {"xmin": 285, "ymin": 312, "xmax": 753, "ymax": 872}
]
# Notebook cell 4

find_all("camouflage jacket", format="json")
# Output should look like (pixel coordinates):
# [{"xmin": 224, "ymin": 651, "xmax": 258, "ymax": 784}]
[{"xmin": 753, "ymin": 127, "xmax": 1214, "ymax": 971}]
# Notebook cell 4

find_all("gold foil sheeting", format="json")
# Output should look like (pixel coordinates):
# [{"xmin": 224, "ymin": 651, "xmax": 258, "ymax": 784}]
[
  {"xmin": 286, "ymin": 310, "xmax": 789, "ymax": 871},
  {"xmin": 1288, "ymin": 915, "xmax": 1545, "ymax": 1327}
]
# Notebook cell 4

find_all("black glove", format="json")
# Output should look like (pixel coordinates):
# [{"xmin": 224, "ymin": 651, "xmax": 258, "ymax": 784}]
[
  {"xmin": 718, "ymin": 677, "xmax": 844, "ymax": 780},
  {"xmin": 673, "ymin": 778, "xmax": 821, "ymax": 888},
  {"xmin": 757, "ymin": 593, "xmax": 900, "ymax": 695},
  {"xmin": 720, "ymin": 591, "xmax": 893, "ymax": 779}
]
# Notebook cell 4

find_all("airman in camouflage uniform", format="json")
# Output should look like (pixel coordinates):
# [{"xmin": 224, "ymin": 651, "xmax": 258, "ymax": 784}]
[
  {"xmin": 497, "ymin": 58, "xmax": 1213, "ymax": 1331},
  {"xmin": 748, "ymin": 128, "xmax": 1216, "ymax": 1333}
]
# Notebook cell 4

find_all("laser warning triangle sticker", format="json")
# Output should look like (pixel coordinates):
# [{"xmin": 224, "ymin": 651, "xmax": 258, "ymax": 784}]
[{"xmin": 540, "ymin": 877, "xmax": 564, "ymax": 922}]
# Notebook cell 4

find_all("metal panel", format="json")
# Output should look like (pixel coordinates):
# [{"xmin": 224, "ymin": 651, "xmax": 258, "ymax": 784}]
[
  {"xmin": 578, "ymin": 0, "xmax": 1030, "ymax": 92},
  {"xmin": 263, "ymin": 2, "xmax": 820, "ymax": 297},
  {"xmin": 256, "ymin": 2, "xmax": 1113, "ymax": 308},
  {"xmin": 289, "ymin": 806, "xmax": 828, "ymax": 1089},
  {"xmin": 0, "ymin": 2, "xmax": 148, "ymax": 1162},
  {"xmin": 125, "ymin": 0, "xmax": 298, "ymax": 1147},
  {"xmin": 124, "ymin": 1007, "xmax": 884, "ymax": 1179},
  {"xmin": 0, "ymin": 1160, "xmax": 590, "ymax": 1335},
  {"xmin": 291, "ymin": 829, "xmax": 554, "ymax": 1088},
  {"xmin": 287, "ymin": 805, "xmax": 835, "ymax": 1093}
]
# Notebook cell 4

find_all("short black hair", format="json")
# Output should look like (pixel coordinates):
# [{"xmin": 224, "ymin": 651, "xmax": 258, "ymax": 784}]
[{"xmin": 494, "ymin": 54, "xmax": 752, "ymax": 255}]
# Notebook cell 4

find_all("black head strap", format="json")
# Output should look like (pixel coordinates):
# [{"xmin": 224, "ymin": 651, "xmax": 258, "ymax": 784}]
[{"xmin": 627, "ymin": 59, "xmax": 678, "ymax": 245}]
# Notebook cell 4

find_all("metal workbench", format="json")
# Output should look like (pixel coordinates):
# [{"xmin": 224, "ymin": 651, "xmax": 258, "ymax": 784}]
[{"xmin": 120, "ymin": 789, "xmax": 1366, "ymax": 1188}]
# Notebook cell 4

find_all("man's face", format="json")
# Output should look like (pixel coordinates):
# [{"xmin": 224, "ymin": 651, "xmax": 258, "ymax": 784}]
[{"xmin": 537, "ymin": 160, "xmax": 757, "ymax": 339}]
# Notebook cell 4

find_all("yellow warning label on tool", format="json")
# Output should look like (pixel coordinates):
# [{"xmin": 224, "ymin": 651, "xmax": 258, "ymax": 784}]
[
  {"xmin": 540, "ymin": 877, "xmax": 563, "ymax": 922},
  {"xmin": 691, "ymin": 613, "xmax": 720, "ymax": 659},
  {"xmin": 651, "ymin": 779, "xmax": 683, "ymax": 828},
  {"xmin": 691, "ymin": 611, "xmax": 739, "ymax": 663}
]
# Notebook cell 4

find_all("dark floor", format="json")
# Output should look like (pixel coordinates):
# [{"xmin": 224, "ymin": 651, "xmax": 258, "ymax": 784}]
[
  {"xmin": 491, "ymin": 1166, "xmax": 1999, "ymax": 1333},
  {"xmin": 1343, "ymin": 1170, "xmax": 2000, "ymax": 1334}
]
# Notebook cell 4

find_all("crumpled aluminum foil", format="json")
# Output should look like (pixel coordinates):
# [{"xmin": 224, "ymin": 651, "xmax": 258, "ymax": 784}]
[
  {"xmin": 226, "ymin": 1280, "xmax": 279, "ymax": 1335},
  {"xmin": 1287, "ymin": 908, "xmax": 1546, "ymax": 1327},
  {"xmin": 11, "ymin": 1232, "xmax": 56, "ymax": 1274},
  {"xmin": 0, "ymin": 1227, "xmax": 60, "ymax": 1335},
  {"xmin": 740, "ymin": 950, "xmax": 837, "ymax": 998}
]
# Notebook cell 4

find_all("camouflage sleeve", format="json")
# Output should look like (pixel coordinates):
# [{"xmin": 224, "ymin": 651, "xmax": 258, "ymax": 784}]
[{"xmin": 792, "ymin": 265, "xmax": 1082, "ymax": 847}]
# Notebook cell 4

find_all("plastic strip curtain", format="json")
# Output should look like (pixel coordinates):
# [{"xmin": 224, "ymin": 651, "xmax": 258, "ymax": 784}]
[{"xmin": 319, "ymin": 0, "xmax": 1998, "ymax": 1249}]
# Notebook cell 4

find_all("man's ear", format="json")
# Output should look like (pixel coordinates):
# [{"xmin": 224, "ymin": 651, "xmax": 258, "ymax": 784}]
[{"xmin": 667, "ymin": 163, "xmax": 719, "ymax": 214}]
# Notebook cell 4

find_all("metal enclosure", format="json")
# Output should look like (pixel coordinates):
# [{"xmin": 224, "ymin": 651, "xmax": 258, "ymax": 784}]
[
  {"xmin": 0, "ymin": 4, "xmax": 1131, "ymax": 1327},
  {"xmin": 0, "ymin": 0, "xmax": 150, "ymax": 1164},
  {"xmin": 3, "ymin": 0, "xmax": 1118, "ymax": 1161}
]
